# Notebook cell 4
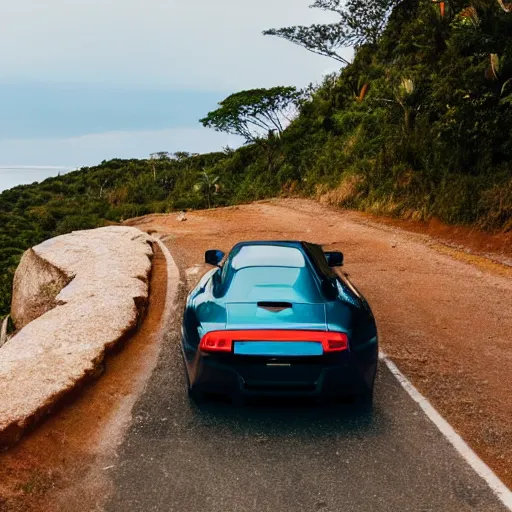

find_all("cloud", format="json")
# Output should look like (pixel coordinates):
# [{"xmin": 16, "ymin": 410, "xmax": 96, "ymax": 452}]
[
  {"xmin": 0, "ymin": 0, "xmax": 352, "ymax": 189},
  {"xmin": 0, "ymin": 128, "xmax": 243, "ymax": 168},
  {"xmin": 0, "ymin": 0, "xmax": 348, "ymax": 89}
]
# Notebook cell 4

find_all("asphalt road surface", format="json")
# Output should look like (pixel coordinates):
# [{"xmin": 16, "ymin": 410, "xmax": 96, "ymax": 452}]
[
  {"xmin": 105, "ymin": 234, "xmax": 508, "ymax": 512},
  {"xmin": 106, "ymin": 318, "xmax": 506, "ymax": 512}
]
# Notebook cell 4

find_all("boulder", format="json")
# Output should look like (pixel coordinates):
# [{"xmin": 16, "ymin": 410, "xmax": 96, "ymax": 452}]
[
  {"xmin": 0, "ymin": 226, "xmax": 154, "ymax": 446},
  {"xmin": 11, "ymin": 248, "xmax": 70, "ymax": 330}
]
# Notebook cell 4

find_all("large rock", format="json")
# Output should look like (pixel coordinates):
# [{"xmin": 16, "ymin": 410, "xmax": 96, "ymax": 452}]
[
  {"xmin": 11, "ymin": 248, "xmax": 70, "ymax": 330},
  {"xmin": 0, "ymin": 226, "xmax": 154, "ymax": 446}
]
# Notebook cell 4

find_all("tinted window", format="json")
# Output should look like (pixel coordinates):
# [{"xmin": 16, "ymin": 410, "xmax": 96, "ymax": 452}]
[{"xmin": 231, "ymin": 245, "xmax": 305, "ymax": 270}]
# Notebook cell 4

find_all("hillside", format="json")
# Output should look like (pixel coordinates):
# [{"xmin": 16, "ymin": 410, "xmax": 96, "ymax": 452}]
[
  {"xmin": 0, "ymin": 154, "xmax": 226, "ymax": 317},
  {"xmin": 1, "ymin": 0, "xmax": 511, "ymax": 318}
]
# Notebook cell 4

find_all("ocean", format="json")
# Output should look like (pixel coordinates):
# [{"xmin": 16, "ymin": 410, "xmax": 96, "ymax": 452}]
[{"xmin": 0, "ymin": 167, "xmax": 74, "ymax": 193}]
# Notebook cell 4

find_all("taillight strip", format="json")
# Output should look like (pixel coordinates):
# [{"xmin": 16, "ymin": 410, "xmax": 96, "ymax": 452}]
[{"xmin": 199, "ymin": 330, "xmax": 348, "ymax": 353}]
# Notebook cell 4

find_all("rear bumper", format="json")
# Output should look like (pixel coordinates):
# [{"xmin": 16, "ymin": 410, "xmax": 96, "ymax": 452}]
[{"xmin": 189, "ymin": 352, "xmax": 377, "ymax": 398}]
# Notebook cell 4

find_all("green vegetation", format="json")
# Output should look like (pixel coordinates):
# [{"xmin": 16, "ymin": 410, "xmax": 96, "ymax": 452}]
[
  {"xmin": 0, "ymin": 153, "xmax": 228, "ymax": 316},
  {"xmin": 264, "ymin": 0, "xmax": 398, "ymax": 61},
  {"xmin": 1, "ymin": 0, "xmax": 511, "ymax": 318},
  {"xmin": 200, "ymin": 87, "xmax": 301, "ymax": 142}
]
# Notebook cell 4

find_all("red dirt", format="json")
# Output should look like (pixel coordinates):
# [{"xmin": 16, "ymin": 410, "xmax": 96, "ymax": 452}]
[
  {"xmin": 358, "ymin": 212, "xmax": 512, "ymax": 266},
  {"xmin": 0, "ymin": 245, "xmax": 168, "ymax": 512}
]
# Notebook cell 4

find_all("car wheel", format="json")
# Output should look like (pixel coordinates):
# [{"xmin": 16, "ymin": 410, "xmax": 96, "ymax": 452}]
[
  {"xmin": 181, "ymin": 351, "xmax": 205, "ymax": 404},
  {"xmin": 353, "ymin": 387, "xmax": 374, "ymax": 408},
  {"xmin": 188, "ymin": 385, "xmax": 206, "ymax": 404},
  {"xmin": 231, "ymin": 395, "xmax": 245, "ymax": 407}
]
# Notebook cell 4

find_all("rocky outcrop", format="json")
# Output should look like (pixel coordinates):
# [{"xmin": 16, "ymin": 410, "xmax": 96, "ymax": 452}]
[
  {"xmin": 0, "ymin": 226, "xmax": 154, "ymax": 446},
  {"xmin": 11, "ymin": 249, "xmax": 70, "ymax": 330}
]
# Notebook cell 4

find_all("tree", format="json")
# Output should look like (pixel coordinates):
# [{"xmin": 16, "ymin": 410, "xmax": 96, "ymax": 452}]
[
  {"xmin": 149, "ymin": 152, "xmax": 171, "ymax": 180},
  {"xmin": 200, "ymin": 87, "xmax": 301, "ymax": 143},
  {"xmin": 263, "ymin": 0, "xmax": 398, "ymax": 64},
  {"xmin": 264, "ymin": 23, "xmax": 350, "ymax": 65},
  {"xmin": 395, "ymin": 78, "xmax": 421, "ymax": 134},
  {"xmin": 194, "ymin": 169, "xmax": 219, "ymax": 209},
  {"xmin": 151, "ymin": 151, "xmax": 171, "ymax": 160},
  {"xmin": 172, "ymin": 151, "xmax": 191, "ymax": 162}
]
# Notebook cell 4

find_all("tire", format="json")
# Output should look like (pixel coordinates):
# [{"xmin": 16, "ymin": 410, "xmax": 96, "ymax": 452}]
[
  {"xmin": 315, "ymin": 394, "xmax": 332, "ymax": 406},
  {"xmin": 353, "ymin": 387, "xmax": 374, "ymax": 409},
  {"xmin": 182, "ymin": 354, "xmax": 206, "ymax": 405},
  {"xmin": 231, "ymin": 395, "xmax": 245, "ymax": 407},
  {"xmin": 188, "ymin": 385, "xmax": 206, "ymax": 404}
]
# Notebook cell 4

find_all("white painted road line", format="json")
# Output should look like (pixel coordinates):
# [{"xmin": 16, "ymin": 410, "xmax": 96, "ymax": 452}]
[
  {"xmin": 154, "ymin": 236, "xmax": 181, "ymax": 334},
  {"xmin": 380, "ymin": 352, "xmax": 512, "ymax": 510}
]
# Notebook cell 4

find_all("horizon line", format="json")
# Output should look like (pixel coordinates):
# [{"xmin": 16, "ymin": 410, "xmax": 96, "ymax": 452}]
[{"xmin": 0, "ymin": 166, "xmax": 77, "ymax": 171}]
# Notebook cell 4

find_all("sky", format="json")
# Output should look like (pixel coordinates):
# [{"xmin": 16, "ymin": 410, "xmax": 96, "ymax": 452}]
[{"xmin": 0, "ymin": 0, "xmax": 350, "ymax": 192}]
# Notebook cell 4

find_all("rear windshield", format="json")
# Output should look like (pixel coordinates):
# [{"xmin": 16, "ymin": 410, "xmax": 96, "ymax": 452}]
[{"xmin": 230, "ymin": 245, "xmax": 306, "ymax": 270}]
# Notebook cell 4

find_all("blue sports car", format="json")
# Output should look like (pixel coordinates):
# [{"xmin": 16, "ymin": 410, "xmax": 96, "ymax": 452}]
[{"xmin": 181, "ymin": 241, "xmax": 378, "ymax": 405}]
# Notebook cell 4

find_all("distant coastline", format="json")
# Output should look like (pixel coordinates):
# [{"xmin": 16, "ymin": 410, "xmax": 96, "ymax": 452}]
[{"xmin": 0, "ymin": 167, "xmax": 75, "ymax": 193}]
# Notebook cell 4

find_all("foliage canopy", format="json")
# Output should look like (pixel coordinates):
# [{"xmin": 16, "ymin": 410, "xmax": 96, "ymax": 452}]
[
  {"xmin": 263, "ymin": 0, "xmax": 398, "ymax": 63},
  {"xmin": 200, "ymin": 87, "xmax": 301, "ymax": 142}
]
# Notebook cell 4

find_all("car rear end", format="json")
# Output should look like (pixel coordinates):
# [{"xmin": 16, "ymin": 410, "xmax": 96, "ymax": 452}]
[
  {"xmin": 190, "ymin": 328, "xmax": 373, "ymax": 400},
  {"xmin": 186, "ymin": 245, "xmax": 378, "ymax": 403}
]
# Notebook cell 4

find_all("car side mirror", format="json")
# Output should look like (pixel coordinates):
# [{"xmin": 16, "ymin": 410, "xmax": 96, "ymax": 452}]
[
  {"xmin": 324, "ymin": 251, "xmax": 344, "ymax": 267},
  {"xmin": 205, "ymin": 249, "xmax": 225, "ymax": 266}
]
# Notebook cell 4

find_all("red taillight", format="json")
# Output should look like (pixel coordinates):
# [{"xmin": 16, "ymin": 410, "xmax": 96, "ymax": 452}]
[
  {"xmin": 199, "ymin": 330, "xmax": 348, "ymax": 353},
  {"xmin": 199, "ymin": 332, "xmax": 233, "ymax": 353},
  {"xmin": 322, "ymin": 333, "xmax": 349, "ymax": 353}
]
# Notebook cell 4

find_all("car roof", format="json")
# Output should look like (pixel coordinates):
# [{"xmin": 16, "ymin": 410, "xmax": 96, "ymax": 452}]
[
  {"xmin": 231, "ymin": 240, "xmax": 305, "ymax": 249},
  {"xmin": 220, "ymin": 242, "xmax": 325, "ymax": 303},
  {"xmin": 215, "ymin": 241, "xmax": 341, "ymax": 301}
]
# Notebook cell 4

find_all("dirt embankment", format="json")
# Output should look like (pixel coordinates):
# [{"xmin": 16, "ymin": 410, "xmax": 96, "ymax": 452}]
[{"xmin": 132, "ymin": 198, "xmax": 512, "ymax": 489}]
